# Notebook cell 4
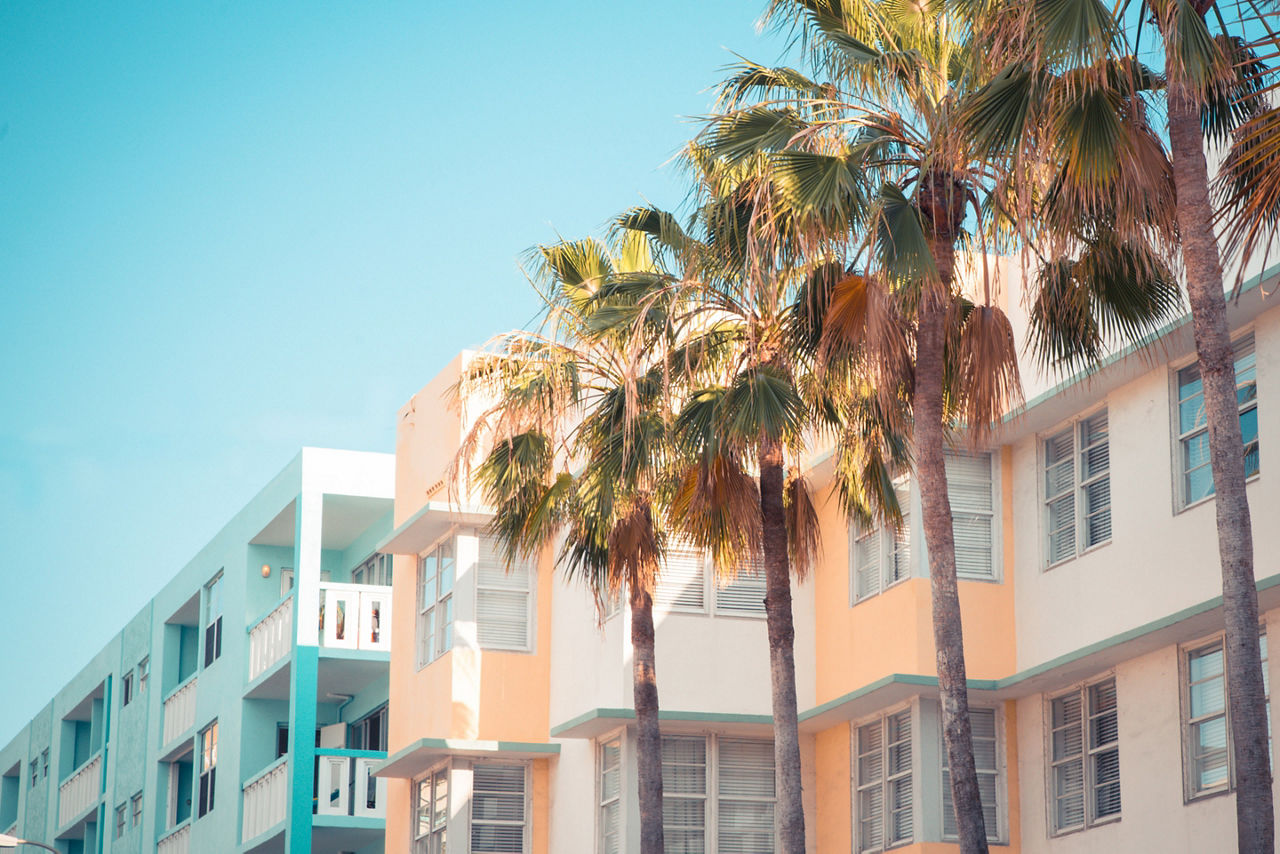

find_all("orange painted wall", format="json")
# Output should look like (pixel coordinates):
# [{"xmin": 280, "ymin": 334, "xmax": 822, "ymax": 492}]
[
  {"xmin": 394, "ymin": 354, "xmax": 465, "ymax": 527},
  {"xmin": 532, "ymin": 760, "xmax": 550, "ymax": 854},
  {"xmin": 814, "ymin": 725, "xmax": 852, "ymax": 854}
]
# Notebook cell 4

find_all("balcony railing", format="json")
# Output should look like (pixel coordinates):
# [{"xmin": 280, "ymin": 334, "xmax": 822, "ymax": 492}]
[
  {"xmin": 162, "ymin": 675, "xmax": 198, "ymax": 747},
  {"xmin": 242, "ymin": 757, "xmax": 289, "ymax": 842},
  {"xmin": 58, "ymin": 752, "xmax": 102, "ymax": 827},
  {"xmin": 157, "ymin": 821, "xmax": 191, "ymax": 854},
  {"xmin": 314, "ymin": 752, "xmax": 386, "ymax": 818},
  {"xmin": 3, "ymin": 822, "xmax": 16, "ymax": 837},
  {"xmin": 318, "ymin": 583, "xmax": 392, "ymax": 652},
  {"xmin": 248, "ymin": 595, "xmax": 294, "ymax": 680}
]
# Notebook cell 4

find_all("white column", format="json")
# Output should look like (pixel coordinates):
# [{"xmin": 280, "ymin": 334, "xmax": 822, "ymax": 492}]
[{"xmin": 295, "ymin": 489, "xmax": 324, "ymax": 647}]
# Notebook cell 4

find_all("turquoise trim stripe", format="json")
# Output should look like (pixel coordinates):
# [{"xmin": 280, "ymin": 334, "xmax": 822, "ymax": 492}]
[{"xmin": 314, "ymin": 748, "xmax": 387, "ymax": 759}]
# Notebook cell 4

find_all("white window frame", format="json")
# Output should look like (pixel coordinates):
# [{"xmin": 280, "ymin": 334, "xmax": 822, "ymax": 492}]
[
  {"xmin": 946, "ymin": 451, "xmax": 999, "ymax": 582},
  {"xmin": 1180, "ymin": 629, "xmax": 1270, "ymax": 801},
  {"xmin": 203, "ymin": 571, "xmax": 224, "ymax": 668},
  {"xmin": 137, "ymin": 657, "xmax": 150, "ymax": 696},
  {"xmin": 197, "ymin": 720, "xmax": 217, "ymax": 819},
  {"xmin": 598, "ymin": 735, "xmax": 623, "ymax": 854},
  {"xmin": 854, "ymin": 705, "xmax": 915, "ymax": 853},
  {"xmin": 354, "ymin": 552, "xmax": 394, "ymax": 586},
  {"xmin": 940, "ymin": 705, "xmax": 1002, "ymax": 843},
  {"xmin": 659, "ymin": 733, "xmax": 776, "ymax": 853},
  {"xmin": 850, "ymin": 478, "xmax": 912, "ymax": 604},
  {"xmin": 477, "ymin": 533, "xmax": 536, "ymax": 651},
  {"xmin": 470, "ymin": 762, "xmax": 530, "ymax": 853},
  {"xmin": 1046, "ymin": 675, "xmax": 1121, "ymax": 835},
  {"xmin": 1174, "ymin": 334, "xmax": 1260, "ymax": 510},
  {"xmin": 416, "ymin": 535, "xmax": 456, "ymax": 669},
  {"xmin": 653, "ymin": 540, "xmax": 768, "ymax": 619},
  {"xmin": 1042, "ymin": 409, "xmax": 1112, "ymax": 568},
  {"xmin": 413, "ymin": 762, "xmax": 449, "ymax": 854}
]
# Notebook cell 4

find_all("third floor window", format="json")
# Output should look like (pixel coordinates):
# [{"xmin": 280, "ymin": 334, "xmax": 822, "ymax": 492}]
[
  {"xmin": 1043, "ymin": 410, "xmax": 1111, "ymax": 567},
  {"xmin": 1177, "ymin": 336, "xmax": 1259, "ymax": 507}
]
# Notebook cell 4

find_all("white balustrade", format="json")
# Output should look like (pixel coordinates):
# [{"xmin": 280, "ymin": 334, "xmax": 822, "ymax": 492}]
[
  {"xmin": 3, "ymin": 822, "xmax": 15, "ymax": 837},
  {"xmin": 241, "ymin": 759, "xmax": 289, "ymax": 842},
  {"xmin": 57, "ymin": 753, "xmax": 101, "ymax": 827},
  {"xmin": 248, "ymin": 596, "xmax": 294, "ymax": 681},
  {"xmin": 157, "ymin": 822, "xmax": 191, "ymax": 854},
  {"xmin": 316, "ymin": 755, "xmax": 350, "ymax": 816},
  {"xmin": 162, "ymin": 676, "xmax": 197, "ymax": 746},
  {"xmin": 318, "ymin": 584, "xmax": 392, "ymax": 652},
  {"xmin": 354, "ymin": 756, "xmax": 387, "ymax": 818}
]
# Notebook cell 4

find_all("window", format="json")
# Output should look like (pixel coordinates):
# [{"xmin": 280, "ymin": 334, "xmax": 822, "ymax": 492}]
[
  {"xmin": 661, "ymin": 735, "xmax": 775, "ymax": 853},
  {"xmin": 198, "ymin": 721, "xmax": 217, "ymax": 818},
  {"xmin": 947, "ymin": 452, "xmax": 996, "ymax": 580},
  {"xmin": 29, "ymin": 759, "xmax": 36, "ymax": 789},
  {"xmin": 1049, "ymin": 678, "xmax": 1120, "ymax": 833},
  {"xmin": 352, "ymin": 705, "xmax": 388, "ymax": 752},
  {"xmin": 1044, "ymin": 411, "xmax": 1111, "ymax": 566},
  {"xmin": 137, "ymin": 657, "xmax": 149, "ymax": 695},
  {"xmin": 354, "ymin": 553, "xmax": 394, "ymax": 586},
  {"xmin": 653, "ymin": 541, "xmax": 768, "ymax": 617},
  {"xmin": 131, "ymin": 792, "xmax": 142, "ymax": 827},
  {"xmin": 414, "ymin": 765, "xmax": 448, "ymax": 854},
  {"xmin": 472, "ymin": 764, "xmax": 528, "ymax": 852},
  {"xmin": 40, "ymin": 750, "xmax": 47, "ymax": 779},
  {"xmin": 852, "ymin": 480, "xmax": 911, "ymax": 603},
  {"xmin": 416, "ymin": 538, "xmax": 455, "ymax": 668},
  {"xmin": 121, "ymin": 671, "xmax": 134, "ymax": 707},
  {"xmin": 856, "ymin": 709, "xmax": 913, "ymax": 852},
  {"xmin": 477, "ymin": 535, "xmax": 534, "ymax": 650},
  {"xmin": 115, "ymin": 803, "xmax": 126, "ymax": 838},
  {"xmin": 1182, "ymin": 631, "xmax": 1269, "ymax": 799},
  {"xmin": 599, "ymin": 738, "xmax": 622, "ymax": 854},
  {"xmin": 276, "ymin": 724, "xmax": 289, "ymax": 759},
  {"xmin": 203, "ymin": 573, "xmax": 224, "ymax": 667},
  {"xmin": 1177, "ymin": 336, "xmax": 1259, "ymax": 506},
  {"xmin": 941, "ymin": 708, "xmax": 1000, "ymax": 841}
]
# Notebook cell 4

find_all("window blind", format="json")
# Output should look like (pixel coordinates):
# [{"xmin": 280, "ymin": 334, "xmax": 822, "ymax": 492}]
[{"xmin": 477, "ymin": 536, "xmax": 532, "ymax": 650}]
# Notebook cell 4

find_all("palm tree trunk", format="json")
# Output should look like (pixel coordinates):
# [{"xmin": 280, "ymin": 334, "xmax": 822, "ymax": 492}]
[
  {"xmin": 915, "ymin": 245, "xmax": 988, "ymax": 854},
  {"xmin": 759, "ymin": 433, "xmax": 807, "ymax": 854},
  {"xmin": 630, "ymin": 585, "xmax": 665, "ymax": 854},
  {"xmin": 1167, "ymin": 80, "xmax": 1274, "ymax": 854}
]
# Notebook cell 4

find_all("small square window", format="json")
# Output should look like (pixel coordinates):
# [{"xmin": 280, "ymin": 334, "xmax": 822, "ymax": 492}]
[
  {"xmin": 138, "ymin": 657, "xmax": 150, "ymax": 695},
  {"xmin": 121, "ymin": 671, "xmax": 134, "ymax": 707}
]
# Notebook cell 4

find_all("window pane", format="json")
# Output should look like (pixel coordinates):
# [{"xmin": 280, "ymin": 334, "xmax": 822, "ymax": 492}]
[{"xmin": 1242, "ymin": 406, "xmax": 1260, "ymax": 478}]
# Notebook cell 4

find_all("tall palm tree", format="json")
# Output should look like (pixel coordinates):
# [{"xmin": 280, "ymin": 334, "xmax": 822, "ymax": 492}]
[
  {"xmin": 971, "ymin": 2, "xmax": 1277, "ymax": 847},
  {"xmin": 454, "ymin": 232, "xmax": 687, "ymax": 854},
  {"xmin": 700, "ymin": 2, "xmax": 1184, "ymax": 850}
]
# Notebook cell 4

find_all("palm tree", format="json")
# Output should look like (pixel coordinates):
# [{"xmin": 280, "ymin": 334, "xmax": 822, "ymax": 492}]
[
  {"xmin": 454, "ymin": 232, "xmax": 686, "ymax": 854},
  {"xmin": 698, "ymin": 2, "xmax": 1185, "ymax": 850},
  {"xmin": 971, "ymin": 2, "xmax": 1276, "ymax": 847}
]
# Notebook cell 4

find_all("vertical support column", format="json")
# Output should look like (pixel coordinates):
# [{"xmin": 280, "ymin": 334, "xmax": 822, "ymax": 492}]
[
  {"xmin": 447, "ymin": 760, "xmax": 474, "ymax": 849},
  {"xmin": 286, "ymin": 488, "xmax": 322, "ymax": 852},
  {"xmin": 452, "ymin": 531, "xmax": 482, "ymax": 739}
]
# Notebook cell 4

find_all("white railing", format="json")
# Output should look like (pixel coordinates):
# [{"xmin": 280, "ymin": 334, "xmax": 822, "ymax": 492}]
[
  {"xmin": 248, "ymin": 595, "xmax": 294, "ymax": 681},
  {"xmin": 2, "ymin": 822, "xmax": 15, "ymax": 837},
  {"xmin": 58, "ymin": 752, "xmax": 101, "ymax": 827},
  {"xmin": 318, "ymin": 584, "xmax": 392, "ymax": 652},
  {"xmin": 314, "ymin": 753, "xmax": 387, "ymax": 818},
  {"xmin": 162, "ymin": 676, "xmax": 198, "ymax": 746},
  {"xmin": 157, "ymin": 821, "xmax": 191, "ymax": 854},
  {"xmin": 241, "ymin": 758, "xmax": 289, "ymax": 842}
]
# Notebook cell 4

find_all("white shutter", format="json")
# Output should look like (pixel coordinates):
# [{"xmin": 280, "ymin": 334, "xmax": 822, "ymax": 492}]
[
  {"xmin": 853, "ymin": 526, "xmax": 882, "ymax": 601},
  {"xmin": 662, "ymin": 736, "xmax": 707, "ymax": 850},
  {"xmin": 655, "ymin": 540, "xmax": 706, "ymax": 612},
  {"xmin": 942, "ymin": 707, "xmax": 998, "ymax": 840},
  {"xmin": 718, "ymin": 739, "xmax": 776, "ymax": 854},
  {"xmin": 716, "ymin": 554, "xmax": 767, "ymax": 616},
  {"xmin": 600, "ymin": 740, "xmax": 622, "ymax": 854},
  {"xmin": 888, "ymin": 481, "xmax": 911, "ymax": 584},
  {"xmin": 946, "ymin": 452, "xmax": 994, "ymax": 580},
  {"xmin": 471, "ymin": 764, "xmax": 526, "ymax": 853},
  {"xmin": 885, "ymin": 711, "xmax": 912, "ymax": 844},
  {"xmin": 1079, "ymin": 412, "xmax": 1111, "ymax": 548},
  {"xmin": 477, "ymin": 536, "xmax": 532, "ymax": 650},
  {"xmin": 856, "ymin": 722, "xmax": 884, "ymax": 852}
]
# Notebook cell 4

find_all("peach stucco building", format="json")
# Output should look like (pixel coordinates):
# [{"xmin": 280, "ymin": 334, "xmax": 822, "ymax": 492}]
[{"xmin": 373, "ymin": 261, "xmax": 1280, "ymax": 853}]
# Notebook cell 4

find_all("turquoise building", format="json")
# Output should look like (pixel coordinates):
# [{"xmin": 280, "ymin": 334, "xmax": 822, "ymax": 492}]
[{"xmin": 0, "ymin": 448, "xmax": 395, "ymax": 854}]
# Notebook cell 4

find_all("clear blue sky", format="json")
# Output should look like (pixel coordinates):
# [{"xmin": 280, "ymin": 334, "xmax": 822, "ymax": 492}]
[{"xmin": 0, "ymin": 2, "xmax": 788, "ymax": 740}]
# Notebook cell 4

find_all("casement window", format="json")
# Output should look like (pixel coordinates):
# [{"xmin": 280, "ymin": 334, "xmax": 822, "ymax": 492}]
[
  {"xmin": 29, "ymin": 759, "xmax": 36, "ymax": 789},
  {"xmin": 115, "ymin": 803, "xmax": 126, "ymax": 838},
  {"xmin": 354, "ymin": 552, "xmax": 394, "ymax": 586},
  {"xmin": 197, "ymin": 720, "xmax": 217, "ymax": 818},
  {"xmin": 1182, "ymin": 631, "xmax": 1270, "ymax": 799},
  {"xmin": 661, "ymin": 735, "xmax": 776, "ymax": 853},
  {"xmin": 946, "ymin": 452, "xmax": 996, "ymax": 580},
  {"xmin": 477, "ymin": 536, "xmax": 534, "ymax": 651},
  {"xmin": 856, "ymin": 709, "xmax": 913, "ymax": 852},
  {"xmin": 941, "ymin": 708, "xmax": 1000, "ymax": 841},
  {"xmin": 137, "ymin": 657, "xmax": 149, "ymax": 695},
  {"xmin": 1044, "ymin": 410, "xmax": 1111, "ymax": 567},
  {"xmin": 121, "ymin": 671, "xmax": 133, "ymax": 708},
  {"xmin": 471, "ymin": 764, "xmax": 528, "ymax": 852},
  {"xmin": 1177, "ymin": 336, "xmax": 1259, "ymax": 506},
  {"xmin": 131, "ymin": 792, "xmax": 142, "ymax": 827},
  {"xmin": 416, "ymin": 538, "xmax": 455, "ymax": 668},
  {"xmin": 203, "ymin": 573, "xmax": 224, "ymax": 667},
  {"xmin": 851, "ymin": 480, "xmax": 912, "ymax": 603},
  {"xmin": 413, "ymin": 765, "xmax": 449, "ymax": 854},
  {"xmin": 653, "ymin": 540, "xmax": 768, "ymax": 617},
  {"xmin": 40, "ymin": 750, "xmax": 47, "ymax": 779},
  {"xmin": 1049, "ymin": 678, "xmax": 1120, "ymax": 834},
  {"xmin": 599, "ymin": 738, "xmax": 622, "ymax": 854},
  {"xmin": 352, "ymin": 704, "xmax": 388, "ymax": 752}
]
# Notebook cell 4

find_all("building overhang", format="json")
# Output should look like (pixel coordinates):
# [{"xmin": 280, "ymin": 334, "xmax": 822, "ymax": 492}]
[
  {"xmin": 373, "ymin": 738, "xmax": 560, "ymax": 779},
  {"xmin": 376, "ymin": 502, "xmax": 492, "ymax": 555},
  {"xmin": 551, "ymin": 708, "xmax": 775, "ymax": 740}
]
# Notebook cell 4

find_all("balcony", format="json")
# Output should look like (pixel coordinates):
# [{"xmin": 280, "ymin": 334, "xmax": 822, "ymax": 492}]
[
  {"xmin": 162, "ymin": 675, "xmax": 197, "ymax": 749},
  {"xmin": 314, "ymin": 751, "xmax": 386, "ymax": 819},
  {"xmin": 157, "ymin": 821, "xmax": 191, "ymax": 854},
  {"xmin": 318, "ymin": 583, "xmax": 391, "ymax": 653},
  {"xmin": 57, "ymin": 752, "xmax": 101, "ymax": 829},
  {"xmin": 249, "ymin": 594, "xmax": 294, "ymax": 681},
  {"xmin": 242, "ymin": 757, "xmax": 289, "ymax": 844}
]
